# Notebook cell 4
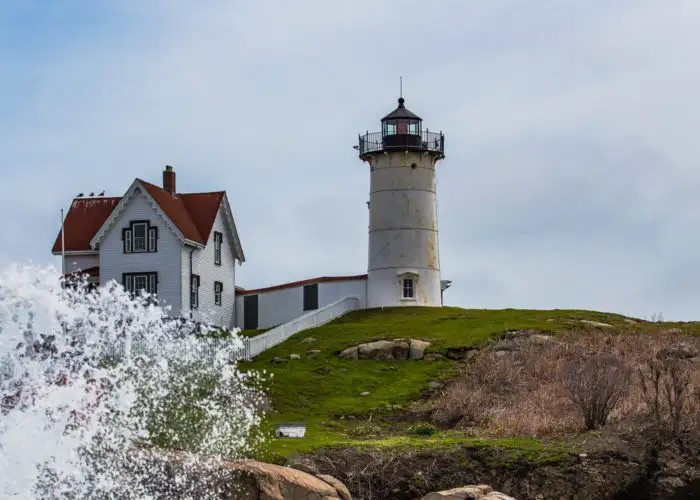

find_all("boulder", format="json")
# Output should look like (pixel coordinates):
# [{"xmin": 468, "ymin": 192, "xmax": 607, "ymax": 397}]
[
  {"xmin": 339, "ymin": 339, "xmax": 434, "ymax": 361},
  {"xmin": 301, "ymin": 337, "xmax": 317, "ymax": 343},
  {"xmin": 580, "ymin": 320, "xmax": 613, "ymax": 328},
  {"xmin": 340, "ymin": 340, "xmax": 410, "ymax": 360},
  {"xmin": 339, "ymin": 346, "xmax": 359, "ymax": 360},
  {"xmin": 657, "ymin": 343, "xmax": 699, "ymax": 361},
  {"xmin": 420, "ymin": 484, "xmax": 514, "ymax": 500},
  {"xmin": 492, "ymin": 341, "xmax": 519, "ymax": 352},
  {"xmin": 317, "ymin": 474, "xmax": 352, "ymax": 500},
  {"xmin": 662, "ymin": 328, "xmax": 683, "ymax": 334},
  {"xmin": 410, "ymin": 340, "xmax": 432, "ymax": 360},
  {"xmin": 358, "ymin": 340, "xmax": 410, "ymax": 360},
  {"xmin": 528, "ymin": 334, "xmax": 555, "ymax": 345},
  {"xmin": 124, "ymin": 449, "xmax": 352, "ymax": 499},
  {"xmin": 288, "ymin": 354, "xmax": 300, "ymax": 360}
]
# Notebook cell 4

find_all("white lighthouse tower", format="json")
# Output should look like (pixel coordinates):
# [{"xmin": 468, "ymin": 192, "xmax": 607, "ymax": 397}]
[{"xmin": 358, "ymin": 96, "xmax": 446, "ymax": 308}]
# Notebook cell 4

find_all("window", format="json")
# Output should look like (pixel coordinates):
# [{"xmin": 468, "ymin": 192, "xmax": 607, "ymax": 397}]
[
  {"xmin": 191, "ymin": 274, "xmax": 200, "ymax": 309},
  {"xmin": 122, "ymin": 272, "xmax": 158, "ymax": 296},
  {"xmin": 303, "ymin": 283, "xmax": 319, "ymax": 311},
  {"xmin": 402, "ymin": 278, "xmax": 414, "ymax": 299},
  {"xmin": 214, "ymin": 231, "xmax": 223, "ymax": 266},
  {"xmin": 214, "ymin": 281, "xmax": 223, "ymax": 306},
  {"xmin": 133, "ymin": 223, "xmax": 147, "ymax": 252},
  {"xmin": 385, "ymin": 122, "xmax": 396, "ymax": 135},
  {"xmin": 122, "ymin": 221, "xmax": 158, "ymax": 253}
]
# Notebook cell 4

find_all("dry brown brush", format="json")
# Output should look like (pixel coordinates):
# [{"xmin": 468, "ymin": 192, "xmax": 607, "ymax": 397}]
[
  {"xmin": 639, "ymin": 354, "xmax": 700, "ymax": 449},
  {"xmin": 429, "ymin": 327, "xmax": 700, "ymax": 438}
]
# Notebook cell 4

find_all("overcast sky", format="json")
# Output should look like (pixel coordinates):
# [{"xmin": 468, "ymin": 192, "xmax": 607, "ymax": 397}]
[{"xmin": 2, "ymin": 1, "xmax": 700, "ymax": 320}]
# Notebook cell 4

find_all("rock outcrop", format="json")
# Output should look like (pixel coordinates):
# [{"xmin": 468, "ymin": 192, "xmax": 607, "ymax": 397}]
[
  {"xmin": 421, "ymin": 485, "xmax": 515, "ymax": 500},
  {"xmin": 124, "ymin": 448, "xmax": 352, "ymax": 499},
  {"xmin": 339, "ymin": 339, "xmax": 432, "ymax": 361},
  {"xmin": 656, "ymin": 342, "xmax": 699, "ymax": 361}
]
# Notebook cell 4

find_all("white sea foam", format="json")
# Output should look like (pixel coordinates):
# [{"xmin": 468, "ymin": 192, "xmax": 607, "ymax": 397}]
[{"xmin": 0, "ymin": 264, "xmax": 265, "ymax": 499}]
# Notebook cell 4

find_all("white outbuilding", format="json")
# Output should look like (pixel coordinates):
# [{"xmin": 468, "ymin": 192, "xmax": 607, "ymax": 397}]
[{"xmin": 275, "ymin": 423, "xmax": 307, "ymax": 439}]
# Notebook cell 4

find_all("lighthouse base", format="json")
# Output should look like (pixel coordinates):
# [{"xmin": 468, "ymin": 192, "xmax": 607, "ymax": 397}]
[{"xmin": 367, "ymin": 268, "xmax": 442, "ymax": 309}]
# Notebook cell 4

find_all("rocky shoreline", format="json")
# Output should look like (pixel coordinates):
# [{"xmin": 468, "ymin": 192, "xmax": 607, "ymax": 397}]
[{"xmin": 290, "ymin": 440, "xmax": 700, "ymax": 499}]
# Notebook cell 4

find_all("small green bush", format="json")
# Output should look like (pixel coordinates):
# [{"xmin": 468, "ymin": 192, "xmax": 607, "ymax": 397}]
[{"xmin": 408, "ymin": 423, "xmax": 438, "ymax": 436}]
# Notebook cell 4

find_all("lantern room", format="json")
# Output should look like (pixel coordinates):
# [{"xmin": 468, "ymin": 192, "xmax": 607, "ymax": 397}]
[
  {"xmin": 381, "ymin": 97, "xmax": 422, "ymax": 150},
  {"xmin": 357, "ymin": 97, "xmax": 444, "ymax": 159}
]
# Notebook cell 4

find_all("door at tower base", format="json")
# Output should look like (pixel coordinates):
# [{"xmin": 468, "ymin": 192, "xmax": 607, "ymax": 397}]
[{"xmin": 367, "ymin": 268, "xmax": 442, "ymax": 308}]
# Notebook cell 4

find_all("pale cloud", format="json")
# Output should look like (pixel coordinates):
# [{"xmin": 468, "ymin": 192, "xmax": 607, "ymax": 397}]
[{"xmin": 2, "ymin": 1, "xmax": 700, "ymax": 319}]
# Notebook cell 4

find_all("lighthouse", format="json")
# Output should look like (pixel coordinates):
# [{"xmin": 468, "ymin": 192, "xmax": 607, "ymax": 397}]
[{"xmin": 358, "ymin": 97, "xmax": 445, "ymax": 308}]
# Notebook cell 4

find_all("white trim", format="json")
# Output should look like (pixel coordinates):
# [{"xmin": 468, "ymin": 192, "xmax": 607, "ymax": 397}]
[
  {"xmin": 220, "ymin": 193, "xmax": 245, "ymax": 263},
  {"xmin": 397, "ymin": 270, "xmax": 419, "ymax": 302},
  {"xmin": 52, "ymin": 250, "xmax": 99, "ymax": 256},
  {"xmin": 184, "ymin": 238, "xmax": 206, "ymax": 249},
  {"xmin": 90, "ymin": 180, "xmax": 184, "ymax": 249},
  {"xmin": 60, "ymin": 208, "xmax": 65, "ymax": 275}
]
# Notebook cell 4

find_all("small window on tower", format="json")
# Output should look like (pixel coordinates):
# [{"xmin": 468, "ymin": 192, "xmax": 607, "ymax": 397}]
[{"xmin": 402, "ymin": 278, "xmax": 414, "ymax": 299}]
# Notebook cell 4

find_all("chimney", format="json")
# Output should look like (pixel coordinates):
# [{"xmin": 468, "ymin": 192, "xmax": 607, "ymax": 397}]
[{"xmin": 163, "ymin": 165, "xmax": 176, "ymax": 194}]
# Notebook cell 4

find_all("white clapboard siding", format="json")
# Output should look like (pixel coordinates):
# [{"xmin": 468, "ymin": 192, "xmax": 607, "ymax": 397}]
[
  {"xmin": 63, "ymin": 254, "xmax": 99, "ymax": 274},
  {"xmin": 183, "ymin": 204, "xmax": 236, "ymax": 329},
  {"xmin": 235, "ymin": 277, "xmax": 367, "ymax": 331},
  {"xmin": 98, "ymin": 187, "xmax": 183, "ymax": 314}
]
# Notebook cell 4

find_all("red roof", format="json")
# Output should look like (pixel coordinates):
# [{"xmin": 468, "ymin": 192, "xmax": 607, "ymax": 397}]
[
  {"xmin": 52, "ymin": 198, "xmax": 120, "ymax": 253},
  {"xmin": 52, "ymin": 180, "xmax": 225, "ymax": 253},
  {"xmin": 139, "ymin": 180, "xmax": 224, "ymax": 245},
  {"xmin": 238, "ymin": 274, "xmax": 368, "ymax": 295}
]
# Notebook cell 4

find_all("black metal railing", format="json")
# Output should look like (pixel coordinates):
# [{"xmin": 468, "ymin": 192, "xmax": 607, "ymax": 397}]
[{"xmin": 358, "ymin": 130, "xmax": 445, "ymax": 156}]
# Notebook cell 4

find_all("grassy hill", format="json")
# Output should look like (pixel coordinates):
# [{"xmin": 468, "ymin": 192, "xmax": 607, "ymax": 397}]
[{"xmin": 240, "ymin": 306, "xmax": 700, "ymax": 462}]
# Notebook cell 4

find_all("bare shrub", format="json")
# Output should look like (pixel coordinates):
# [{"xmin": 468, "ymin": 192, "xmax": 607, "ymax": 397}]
[
  {"xmin": 315, "ymin": 449, "xmax": 409, "ymax": 500},
  {"xmin": 639, "ymin": 357, "xmax": 699, "ymax": 446},
  {"xmin": 561, "ymin": 354, "xmax": 632, "ymax": 430}
]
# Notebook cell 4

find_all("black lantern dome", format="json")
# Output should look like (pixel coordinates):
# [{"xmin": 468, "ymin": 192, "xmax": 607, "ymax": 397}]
[
  {"xmin": 380, "ymin": 97, "xmax": 422, "ymax": 150},
  {"xmin": 358, "ymin": 97, "xmax": 444, "ymax": 159}
]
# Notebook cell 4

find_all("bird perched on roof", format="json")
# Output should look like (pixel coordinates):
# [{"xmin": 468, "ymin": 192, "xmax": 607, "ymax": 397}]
[
  {"xmin": 98, "ymin": 190, "xmax": 105, "ymax": 196},
  {"xmin": 76, "ymin": 193, "xmax": 84, "ymax": 198}
]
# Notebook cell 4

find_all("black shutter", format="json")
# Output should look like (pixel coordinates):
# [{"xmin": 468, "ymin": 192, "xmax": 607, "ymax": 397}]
[
  {"xmin": 150, "ymin": 227, "xmax": 158, "ymax": 252},
  {"xmin": 148, "ymin": 273, "xmax": 158, "ymax": 294},
  {"xmin": 303, "ymin": 283, "xmax": 319, "ymax": 311},
  {"xmin": 122, "ymin": 228, "xmax": 128, "ymax": 253}
]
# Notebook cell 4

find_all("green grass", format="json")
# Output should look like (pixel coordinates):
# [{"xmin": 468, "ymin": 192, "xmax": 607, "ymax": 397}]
[
  {"xmin": 241, "ymin": 306, "xmax": 683, "ymax": 459},
  {"xmin": 238, "ymin": 327, "xmax": 273, "ymax": 338},
  {"xmin": 341, "ymin": 434, "xmax": 575, "ymax": 466}
]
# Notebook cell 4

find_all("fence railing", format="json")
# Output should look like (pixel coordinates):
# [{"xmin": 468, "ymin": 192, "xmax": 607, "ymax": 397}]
[
  {"xmin": 358, "ymin": 130, "xmax": 444, "ymax": 156},
  {"xmin": 246, "ymin": 296, "xmax": 361, "ymax": 359}
]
